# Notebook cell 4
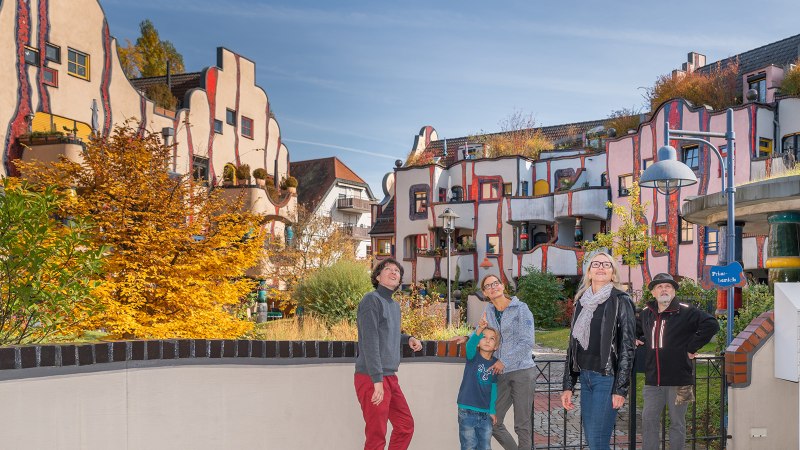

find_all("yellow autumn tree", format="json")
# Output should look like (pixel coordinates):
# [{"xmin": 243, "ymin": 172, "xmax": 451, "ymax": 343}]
[
  {"xmin": 477, "ymin": 110, "xmax": 553, "ymax": 159},
  {"xmin": 16, "ymin": 124, "xmax": 263, "ymax": 339}
]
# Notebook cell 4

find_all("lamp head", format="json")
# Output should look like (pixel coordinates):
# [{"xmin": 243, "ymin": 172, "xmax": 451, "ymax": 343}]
[
  {"xmin": 438, "ymin": 207, "xmax": 459, "ymax": 232},
  {"xmin": 639, "ymin": 145, "xmax": 698, "ymax": 195}
]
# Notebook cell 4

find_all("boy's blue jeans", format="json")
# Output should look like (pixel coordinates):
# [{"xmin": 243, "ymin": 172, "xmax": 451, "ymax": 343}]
[
  {"xmin": 579, "ymin": 370, "xmax": 618, "ymax": 450},
  {"xmin": 457, "ymin": 408, "xmax": 492, "ymax": 450}
]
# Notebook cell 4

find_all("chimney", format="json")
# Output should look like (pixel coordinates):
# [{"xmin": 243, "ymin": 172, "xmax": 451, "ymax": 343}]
[{"xmin": 681, "ymin": 52, "xmax": 706, "ymax": 73}]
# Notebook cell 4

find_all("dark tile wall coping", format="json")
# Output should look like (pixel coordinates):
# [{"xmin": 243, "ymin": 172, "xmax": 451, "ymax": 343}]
[{"xmin": 0, "ymin": 340, "xmax": 467, "ymax": 371}]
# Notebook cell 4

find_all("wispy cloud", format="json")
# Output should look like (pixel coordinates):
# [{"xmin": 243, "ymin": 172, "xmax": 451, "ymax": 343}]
[
  {"xmin": 281, "ymin": 117, "xmax": 401, "ymax": 147},
  {"xmin": 282, "ymin": 138, "xmax": 400, "ymax": 160}
]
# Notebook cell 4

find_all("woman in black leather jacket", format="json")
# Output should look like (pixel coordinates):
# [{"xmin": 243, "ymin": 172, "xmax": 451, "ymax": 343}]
[{"xmin": 560, "ymin": 251, "xmax": 636, "ymax": 450}]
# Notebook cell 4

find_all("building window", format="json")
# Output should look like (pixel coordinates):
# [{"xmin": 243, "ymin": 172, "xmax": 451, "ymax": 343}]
[
  {"xmin": 748, "ymin": 76, "xmax": 766, "ymax": 102},
  {"xmin": 226, "ymin": 109, "xmax": 236, "ymax": 126},
  {"xmin": 682, "ymin": 145, "xmax": 699, "ymax": 170},
  {"xmin": 45, "ymin": 43, "xmax": 60, "ymax": 63},
  {"xmin": 643, "ymin": 159, "xmax": 653, "ymax": 170},
  {"xmin": 192, "ymin": 156, "xmax": 209, "ymax": 183},
  {"xmin": 376, "ymin": 239, "xmax": 392, "ymax": 256},
  {"xmin": 653, "ymin": 222, "xmax": 668, "ymax": 253},
  {"xmin": 450, "ymin": 186, "xmax": 463, "ymax": 202},
  {"xmin": 679, "ymin": 216, "xmax": 693, "ymax": 243},
  {"xmin": 366, "ymin": 245, "xmax": 372, "ymax": 256},
  {"xmin": 783, "ymin": 134, "xmax": 799, "ymax": 162},
  {"xmin": 486, "ymin": 235, "xmax": 500, "ymax": 254},
  {"xmin": 480, "ymin": 181, "xmax": 500, "ymax": 200},
  {"xmin": 25, "ymin": 47, "xmax": 40, "ymax": 66},
  {"xmin": 520, "ymin": 181, "xmax": 529, "ymax": 196},
  {"xmin": 213, "ymin": 119, "xmax": 223, "ymax": 134},
  {"xmin": 438, "ymin": 188, "xmax": 447, "ymax": 203},
  {"xmin": 67, "ymin": 48, "xmax": 89, "ymax": 80},
  {"xmin": 241, "ymin": 116, "xmax": 253, "ymax": 139},
  {"xmin": 600, "ymin": 173, "xmax": 607, "ymax": 187},
  {"xmin": 42, "ymin": 67, "xmax": 58, "ymax": 87},
  {"xmin": 503, "ymin": 183, "xmax": 513, "ymax": 196},
  {"xmin": 704, "ymin": 227, "xmax": 719, "ymax": 254},
  {"xmin": 414, "ymin": 192, "xmax": 427, "ymax": 214},
  {"xmin": 618, "ymin": 174, "xmax": 633, "ymax": 197},
  {"xmin": 756, "ymin": 138, "xmax": 772, "ymax": 158},
  {"xmin": 409, "ymin": 185, "xmax": 429, "ymax": 220}
]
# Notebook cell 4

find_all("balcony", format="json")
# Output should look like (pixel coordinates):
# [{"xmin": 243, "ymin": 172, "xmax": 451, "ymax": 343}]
[
  {"xmin": 508, "ymin": 195, "xmax": 555, "ymax": 224},
  {"xmin": 337, "ymin": 197, "xmax": 372, "ymax": 213},
  {"xmin": 553, "ymin": 187, "xmax": 610, "ymax": 220},
  {"xmin": 342, "ymin": 224, "xmax": 370, "ymax": 240},
  {"xmin": 19, "ymin": 134, "xmax": 85, "ymax": 165}
]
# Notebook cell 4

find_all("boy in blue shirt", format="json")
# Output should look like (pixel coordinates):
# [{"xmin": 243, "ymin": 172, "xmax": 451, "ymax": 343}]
[{"xmin": 456, "ymin": 312, "xmax": 499, "ymax": 450}]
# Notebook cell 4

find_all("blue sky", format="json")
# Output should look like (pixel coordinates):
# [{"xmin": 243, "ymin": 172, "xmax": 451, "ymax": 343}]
[{"xmin": 101, "ymin": 0, "xmax": 799, "ymax": 197}]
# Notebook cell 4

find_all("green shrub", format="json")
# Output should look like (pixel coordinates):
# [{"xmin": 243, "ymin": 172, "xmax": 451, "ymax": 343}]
[
  {"xmin": 222, "ymin": 164, "xmax": 235, "ymax": 182},
  {"xmin": 252, "ymin": 168, "xmax": 267, "ymax": 180},
  {"xmin": 515, "ymin": 266, "xmax": 564, "ymax": 328},
  {"xmin": 780, "ymin": 61, "xmax": 800, "ymax": 96},
  {"xmin": 294, "ymin": 260, "xmax": 372, "ymax": 324},
  {"xmin": 640, "ymin": 278, "xmax": 716, "ymax": 313},
  {"xmin": 143, "ymin": 83, "xmax": 177, "ymax": 110},
  {"xmin": 715, "ymin": 283, "xmax": 773, "ymax": 352},
  {"xmin": 236, "ymin": 164, "xmax": 251, "ymax": 181}
]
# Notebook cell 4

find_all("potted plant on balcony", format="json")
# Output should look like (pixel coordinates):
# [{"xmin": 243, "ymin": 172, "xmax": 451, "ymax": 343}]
[
  {"xmin": 284, "ymin": 175, "xmax": 298, "ymax": 194},
  {"xmin": 253, "ymin": 168, "xmax": 268, "ymax": 187},
  {"xmin": 236, "ymin": 164, "xmax": 251, "ymax": 186},
  {"xmin": 222, "ymin": 164, "xmax": 235, "ymax": 187}
]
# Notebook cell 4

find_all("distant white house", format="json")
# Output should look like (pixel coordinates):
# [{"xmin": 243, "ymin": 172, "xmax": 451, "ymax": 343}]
[{"xmin": 291, "ymin": 157, "xmax": 376, "ymax": 258}]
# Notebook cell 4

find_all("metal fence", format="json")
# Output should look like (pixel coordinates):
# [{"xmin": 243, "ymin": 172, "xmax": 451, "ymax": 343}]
[{"xmin": 532, "ymin": 356, "xmax": 726, "ymax": 449}]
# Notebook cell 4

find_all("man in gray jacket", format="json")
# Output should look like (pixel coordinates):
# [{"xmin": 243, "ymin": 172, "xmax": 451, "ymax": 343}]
[{"xmin": 355, "ymin": 257, "xmax": 422, "ymax": 450}]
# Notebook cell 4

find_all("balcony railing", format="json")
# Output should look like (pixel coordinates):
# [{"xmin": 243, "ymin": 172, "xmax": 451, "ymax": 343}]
[
  {"xmin": 342, "ymin": 224, "xmax": 370, "ymax": 239},
  {"xmin": 337, "ymin": 197, "xmax": 371, "ymax": 212}
]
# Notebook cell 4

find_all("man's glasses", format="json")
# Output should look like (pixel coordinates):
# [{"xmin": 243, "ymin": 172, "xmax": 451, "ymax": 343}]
[
  {"xmin": 589, "ymin": 261, "xmax": 613, "ymax": 269},
  {"xmin": 483, "ymin": 281, "xmax": 502, "ymax": 290}
]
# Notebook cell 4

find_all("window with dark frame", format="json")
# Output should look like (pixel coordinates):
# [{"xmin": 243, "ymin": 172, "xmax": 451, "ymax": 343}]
[
  {"xmin": 213, "ymin": 119, "xmax": 223, "ymax": 134},
  {"xmin": 756, "ymin": 138, "xmax": 772, "ymax": 158},
  {"xmin": 226, "ymin": 109, "xmax": 236, "ymax": 126},
  {"xmin": 42, "ymin": 67, "xmax": 58, "ymax": 87},
  {"xmin": 520, "ymin": 181, "xmax": 529, "ymax": 196},
  {"xmin": 486, "ymin": 235, "xmax": 500, "ymax": 254},
  {"xmin": 682, "ymin": 145, "xmax": 699, "ymax": 170},
  {"xmin": 45, "ymin": 43, "xmax": 60, "ymax": 63},
  {"xmin": 704, "ymin": 227, "xmax": 719, "ymax": 254},
  {"xmin": 480, "ymin": 181, "xmax": 500, "ymax": 200},
  {"xmin": 192, "ymin": 156, "xmax": 210, "ymax": 183},
  {"xmin": 503, "ymin": 183, "xmax": 512, "ymax": 196},
  {"xmin": 783, "ymin": 135, "xmax": 799, "ymax": 162},
  {"xmin": 748, "ymin": 76, "xmax": 766, "ymax": 102},
  {"xmin": 618, "ymin": 174, "xmax": 633, "ymax": 197},
  {"xmin": 679, "ymin": 216, "xmax": 694, "ymax": 243},
  {"xmin": 450, "ymin": 186, "xmax": 463, "ymax": 202},
  {"xmin": 414, "ymin": 191, "xmax": 427, "ymax": 214},
  {"xmin": 438, "ymin": 188, "xmax": 447, "ymax": 203},
  {"xmin": 67, "ymin": 48, "xmax": 89, "ymax": 80},
  {"xmin": 24, "ymin": 47, "xmax": 39, "ymax": 66},
  {"xmin": 241, "ymin": 116, "xmax": 253, "ymax": 139}
]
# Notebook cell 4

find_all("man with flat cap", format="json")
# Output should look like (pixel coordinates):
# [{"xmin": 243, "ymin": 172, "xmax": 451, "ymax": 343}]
[{"xmin": 636, "ymin": 273, "xmax": 719, "ymax": 450}]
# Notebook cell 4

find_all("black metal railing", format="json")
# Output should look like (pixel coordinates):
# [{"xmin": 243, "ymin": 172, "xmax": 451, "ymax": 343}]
[{"xmin": 531, "ymin": 356, "xmax": 726, "ymax": 449}]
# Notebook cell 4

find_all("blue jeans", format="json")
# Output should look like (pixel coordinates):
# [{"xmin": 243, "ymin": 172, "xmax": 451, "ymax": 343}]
[
  {"xmin": 579, "ymin": 370, "xmax": 618, "ymax": 450},
  {"xmin": 458, "ymin": 408, "xmax": 492, "ymax": 450}
]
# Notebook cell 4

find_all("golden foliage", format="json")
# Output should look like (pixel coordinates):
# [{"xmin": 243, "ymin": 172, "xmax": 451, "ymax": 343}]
[
  {"xmin": 249, "ymin": 314, "xmax": 358, "ymax": 341},
  {"xmin": 604, "ymin": 108, "xmax": 642, "ymax": 136},
  {"xmin": 16, "ymin": 124, "xmax": 263, "ymax": 339},
  {"xmin": 780, "ymin": 59, "xmax": 800, "ymax": 96},
  {"xmin": 646, "ymin": 61, "xmax": 740, "ymax": 111},
  {"xmin": 476, "ymin": 111, "xmax": 553, "ymax": 159},
  {"xmin": 404, "ymin": 149, "xmax": 435, "ymax": 167}
]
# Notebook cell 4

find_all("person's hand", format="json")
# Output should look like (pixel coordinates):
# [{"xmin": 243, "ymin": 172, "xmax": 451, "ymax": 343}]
[
  {"xmin": 635, "ymin": 339, "xmax": 644, "ymax": 347},
  {"xmin": 561, "ymin": 390, "xmax": 575, "ymax": 410},
  {"xmin": 612, "ymin": 394, "xmax": 626, "ymax": 409},
  {"xmin": 371, "ymin": 382, "xmax": 384, "ymax": 406},
  {"xmin": 478, "ymin": 312, "xmax": 488, "ymax": 333},
  {"xmin": 449, "ymin": 335, "xmax": 468, "ymax": 345},
  {"xmin": 409, "ymin": 337, "xmax": 422, "ymax": 352},
  {"xmin": 490, "ymin": 414, "xmax": 497, "ymax": 425},
  {"xmin": 687, "ymin": 352, "xmax": 697, "ymax": 360},
  {"xmin": 488, "ymin": 360, "xmax": 505, "ymax": 375}
]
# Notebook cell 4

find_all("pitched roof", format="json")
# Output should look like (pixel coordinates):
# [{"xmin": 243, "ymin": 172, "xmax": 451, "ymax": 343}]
[
  {"xmin": 369, "ymin": 197, "xmax": 395, "ymax": 235},
  {"xmin": 696, "ymin": 33, "xmax": 800, "ymax": 92},
  {"xmin": 128, "ymin": 72, "xmax": 203, "ymax": 109},
  {"xmin": 423, "ymin": 118, "xmax": 607, "ymax": 165},
  {"xmin": 290, "ymin": 157, "xmax": 374, "ymax": 213}
]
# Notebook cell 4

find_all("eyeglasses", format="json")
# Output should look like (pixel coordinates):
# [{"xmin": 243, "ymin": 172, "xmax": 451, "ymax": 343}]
[
  {"xmin": 590, "ymin": 261, "xmax": 613, "ymax": 269},
  {"xmin": 483, "ymin": 281, "xmax": 502, "ymax": 290}
]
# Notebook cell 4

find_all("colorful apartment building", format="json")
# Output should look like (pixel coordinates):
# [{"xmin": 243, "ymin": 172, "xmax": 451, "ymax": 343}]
[
  {"xmin": 372, "ymin": 34, "xmax": 800, "ymax": 292},
  {"xmin": 0, "ymin": 0, "xmax": 296, "ymax": 277}
]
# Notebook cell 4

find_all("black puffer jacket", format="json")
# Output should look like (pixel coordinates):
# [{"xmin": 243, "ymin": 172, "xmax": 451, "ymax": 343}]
[{"xmin": 562, "ymin": 287, "xmax": 637, "ymax": 397}]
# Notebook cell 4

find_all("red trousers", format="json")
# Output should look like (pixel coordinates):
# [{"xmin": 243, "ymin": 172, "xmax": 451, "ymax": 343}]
[{"xmin": 354, "ymin": 373, "xmax": 414, "ymax": 450}]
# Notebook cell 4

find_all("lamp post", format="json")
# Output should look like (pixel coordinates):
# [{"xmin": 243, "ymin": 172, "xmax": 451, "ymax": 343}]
[
  {"xmin": 438, "ymin": 208, "xmax": 459, "ymax": 327},
  {"xmin": 640, "ymin": 108, "xmax": 736, "ymax": 346}
]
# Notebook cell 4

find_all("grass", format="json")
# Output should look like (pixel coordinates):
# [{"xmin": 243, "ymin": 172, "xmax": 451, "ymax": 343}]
[
  {"xmin": 249, "ymin": 315, "xmax": 358, "ymax": 341},
  {"xmin": 536, "ymin": 327, "xmax": 571, "ymax": 350}
]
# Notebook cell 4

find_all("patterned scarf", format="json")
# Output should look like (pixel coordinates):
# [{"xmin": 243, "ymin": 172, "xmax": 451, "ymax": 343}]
[{"xmin": 572, "ymin": 283, "xmax": 614, "ymax": 350}]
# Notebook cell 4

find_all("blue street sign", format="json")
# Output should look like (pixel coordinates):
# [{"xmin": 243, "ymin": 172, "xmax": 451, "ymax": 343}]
[{"xmin": 709, "ymin": 262, "xmax": 743, "ymax": 287}]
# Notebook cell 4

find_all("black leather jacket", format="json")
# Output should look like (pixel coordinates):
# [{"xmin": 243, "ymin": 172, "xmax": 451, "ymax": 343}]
[{"xmin": 562, "ymin": 287, "xmax": 636, "ymax": 397}]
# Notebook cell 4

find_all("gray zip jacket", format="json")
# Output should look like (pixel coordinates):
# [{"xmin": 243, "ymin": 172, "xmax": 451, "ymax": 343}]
[
  {"xmin": 484, "ymin": 296, "xmax": 536, "ymax": 373},
  {"xmin": 355, "ymin": 285, "xmax": 410, "ymax": 383}
]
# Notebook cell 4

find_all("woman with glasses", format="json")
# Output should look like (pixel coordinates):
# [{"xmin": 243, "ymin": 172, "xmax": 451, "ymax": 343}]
[
  {"xmin": 453, "ymin": 274, "xmax": 535, "ymax": 449},
  {"xmin": 560, "ymin": 251, "xmax": 636, "ymax": 450}
]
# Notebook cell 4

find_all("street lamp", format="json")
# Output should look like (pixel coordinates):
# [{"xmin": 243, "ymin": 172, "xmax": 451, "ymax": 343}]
[
  {"xmin": 438, "ymin": 208, "xmax": 459, "ymax": 327},
  {"xmin": 640, "ymin": 108, "xmax": 736, "ymax": 346}
]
